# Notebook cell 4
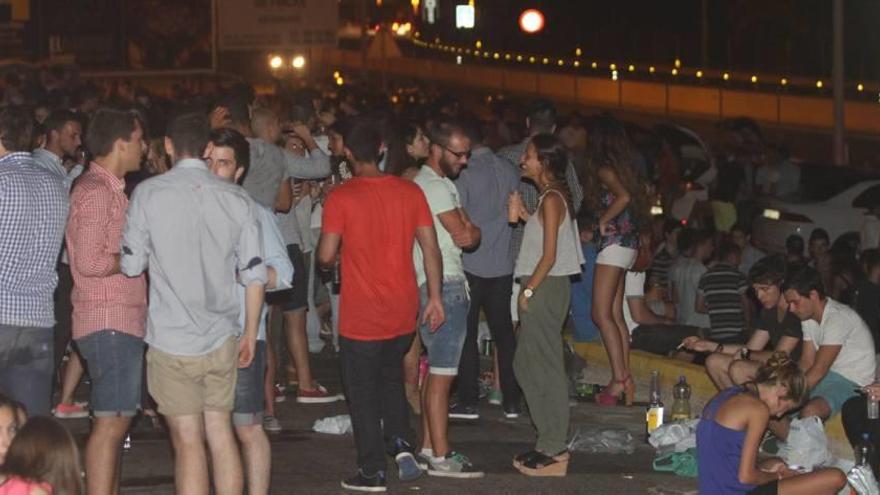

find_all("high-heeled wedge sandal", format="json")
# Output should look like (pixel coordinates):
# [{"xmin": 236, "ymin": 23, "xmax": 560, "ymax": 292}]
[
  {"xmin": 514, "ymin": 450, "xmax": 570, "ymax": 477},
  {"xmin": 596, "ymin": 374, "xmax": 635, "ymax": 406}
]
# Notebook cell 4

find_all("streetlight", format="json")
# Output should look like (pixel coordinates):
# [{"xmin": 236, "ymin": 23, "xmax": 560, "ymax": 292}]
[
  {"xmin": 518, "ymin": 9, "xmax": 545, "ymax": 34},
  {"xmin": 269, "ymin": 55, "xmax": 283, "ymax": 69},
  {"xmin": 291, "ymin": 55, "xmax": 306, "ymax": 69}
]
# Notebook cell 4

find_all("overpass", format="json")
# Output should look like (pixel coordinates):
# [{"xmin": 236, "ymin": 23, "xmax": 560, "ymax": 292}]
[{"xmin": 317, "ymin": 48, "xmax": 880, "ymax": 137}]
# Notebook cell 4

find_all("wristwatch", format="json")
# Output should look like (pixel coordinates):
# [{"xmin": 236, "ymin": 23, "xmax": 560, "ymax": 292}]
[{"xmin": 523, "ymin": 286, "xmax": 535, "ymax": 299}]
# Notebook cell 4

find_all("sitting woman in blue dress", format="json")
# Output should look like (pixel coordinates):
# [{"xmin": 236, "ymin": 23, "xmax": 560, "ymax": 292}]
[{"xmin": 697, "ymin": 353, "xmax": 847, "ymax": 495}]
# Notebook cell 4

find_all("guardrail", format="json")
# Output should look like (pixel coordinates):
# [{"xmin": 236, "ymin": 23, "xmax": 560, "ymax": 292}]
[{"xmin": 320, "ymin": 48, "xmax": 880, "ymax": 135}]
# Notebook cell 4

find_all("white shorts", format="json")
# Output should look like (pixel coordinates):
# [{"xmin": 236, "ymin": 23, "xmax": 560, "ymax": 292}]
[{"xmin": 596, "ymin": 244, "xmax": 637, "ymax": 269}]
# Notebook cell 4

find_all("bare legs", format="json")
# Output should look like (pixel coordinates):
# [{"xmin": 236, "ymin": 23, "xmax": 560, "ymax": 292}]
[{"xmin": 592, "ymin": 264, "xmax": 629, "ymax": 396}]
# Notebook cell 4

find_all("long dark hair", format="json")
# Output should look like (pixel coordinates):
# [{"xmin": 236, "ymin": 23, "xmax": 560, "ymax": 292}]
[
  {"xmin": 582, "ymin": 114, "xmax": 649, "ymax": 226},
  {"xmin": 384, "ymin": 119, "xmax": 423, "ymax": 177},
  {"xmin": 1, "ymin": 416, "xmax": 83, "ymax": 495},
  {"xmin": 530, "ymin": 133, "xmax": 574, "ymax": 216}
]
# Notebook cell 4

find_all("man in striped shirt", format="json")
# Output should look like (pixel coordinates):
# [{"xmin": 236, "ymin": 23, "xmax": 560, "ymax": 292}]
[
  {"xmin": 697, "ymin": 242, "xmax": 750, "ymax": 343},
  {"xmin": 66, "ymin": 107, "xmax": 148, "ymax": 495}
]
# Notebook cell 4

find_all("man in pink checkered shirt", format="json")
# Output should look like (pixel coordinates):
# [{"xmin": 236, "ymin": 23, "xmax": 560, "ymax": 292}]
[{"xmin": 65, "ymin": 107, "xmax": 147, "ymax": 495}]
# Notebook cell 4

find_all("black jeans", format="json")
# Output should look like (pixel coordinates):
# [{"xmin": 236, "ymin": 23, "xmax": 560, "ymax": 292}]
[
  {"xmin": 53, "ymin": 261, "xmax": 74, "ymax": 373},
  {"xmin": 842, "ymin": 395, "xmax": 880, "ymax": 475},
  {"xmin": 340, "ymin": 333, "xmax": 415, "ymax": 476},
  {"xmin": 458, "ymin": 272, "xmax": 521, "ymax": 409}
]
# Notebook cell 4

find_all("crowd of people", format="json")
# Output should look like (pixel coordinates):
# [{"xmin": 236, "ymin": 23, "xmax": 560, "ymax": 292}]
[{"xmin": 1, "ymin": 64, "xmax": 880, "ymax": 495}]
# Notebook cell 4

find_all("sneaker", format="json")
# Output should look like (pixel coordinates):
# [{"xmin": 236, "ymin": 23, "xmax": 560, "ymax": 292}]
[
  {"xmin": 53, "ymin": 402, "xmax": 89, "ymax": 419},
  {"xmin": 341, "ymin": 470, "xmax": 386, "ymax": 492},
  {"xmin": 297, "ymin": 383, "xmax": 344, "ymax": 404},
  {"xmin": 488, "ymin": 389, "xmax": 503, "ymax": 406},
  {"xmin": 503, "ymin": 404, "xmax": 522, "ymax": 419},
  {"xmin": 426, "ymin": 451, "xmax": 484, "ymax": 479},
  {"xmin": 274, "ymin": 384, "xmax": 286, "ymax": 403},
  {"xmin": 448, "ymin": 403, "xmax": 479, "ymax": 420},
  {"xmin": 263, "ymin": 415, "xmax": 282, "ymax": 433},
  {"xmin": 416, "ymin": 451, "xmax": 433, "ymax": 471},
  {"xmin": 390, "ymin": 438, "xmax": 422, "ymax": 482}
]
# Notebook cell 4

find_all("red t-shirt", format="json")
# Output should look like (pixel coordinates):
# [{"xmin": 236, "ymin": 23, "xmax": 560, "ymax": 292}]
[{"xmin": 322, "ymin": 175, "xmax": 434, "ymax": 341}]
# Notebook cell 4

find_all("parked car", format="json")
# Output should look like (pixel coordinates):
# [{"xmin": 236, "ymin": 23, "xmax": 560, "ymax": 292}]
[{"xmin": 752, "ymin": 164, "xmax": 880, "ymax": 253}]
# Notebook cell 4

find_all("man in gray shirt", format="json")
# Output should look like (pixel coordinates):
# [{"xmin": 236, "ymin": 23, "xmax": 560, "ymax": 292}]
[
  {"xmin": 453, "ymin": 118, "xmax": 523, "ymax": 419},
  {"xmin": 121, "ymin": 112, "xmax": 267, "ymax": 495}
]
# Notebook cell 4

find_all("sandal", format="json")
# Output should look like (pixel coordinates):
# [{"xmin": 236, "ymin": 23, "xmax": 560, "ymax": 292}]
[
  {"xmin": 512, "ymin": 450, "xmax": 541, "ymax": 467},
  {"xmin": 514, "ymin": 450, "xmax": 570, "ymax": 477}
]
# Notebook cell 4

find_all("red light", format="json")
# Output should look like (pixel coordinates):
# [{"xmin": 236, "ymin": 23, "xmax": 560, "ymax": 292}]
[{"xmin": 518, "ymin": 9, "xmax": 545, "ymax": 34}]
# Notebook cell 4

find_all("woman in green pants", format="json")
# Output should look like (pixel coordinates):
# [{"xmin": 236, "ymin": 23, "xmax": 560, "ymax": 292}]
[{"xmin": 510, "ymin": 134, "xmax": 584, "ymax": 477}]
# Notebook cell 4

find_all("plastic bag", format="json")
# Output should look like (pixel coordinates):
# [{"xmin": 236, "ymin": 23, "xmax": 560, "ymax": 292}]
[
  {"xmin": 780, "ymin": 416, "xmax": 831, "ymax": 470},
  {"xmin": 568, "ymin": 427, "xmax": 635, "ymax": 455},
  {"xmin": 312, "ymin": 414, "xmax": 352, "ymax": 435},
  {"xmin": 848, "ymin": 465, "xmax": 880, "ymax": 495},
  {"xmin": 648, "ymin": 419, "xmax": 699, "ymax": 453}
]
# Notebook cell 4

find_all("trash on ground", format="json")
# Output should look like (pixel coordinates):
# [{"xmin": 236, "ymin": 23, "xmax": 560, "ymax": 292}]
[{"xmin": 312, "ymin": 414, "xmax": 352, "ymax": 435}]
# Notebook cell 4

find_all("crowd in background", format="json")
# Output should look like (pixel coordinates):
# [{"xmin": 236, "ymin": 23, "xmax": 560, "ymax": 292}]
[{"xmin": 1, "ymin": 63, "xmax": 880, "ymax": 494}]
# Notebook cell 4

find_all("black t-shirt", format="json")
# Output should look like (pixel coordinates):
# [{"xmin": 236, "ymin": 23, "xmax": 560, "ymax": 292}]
[
  {"xmin": 757, "ymin": 307, "xmax": 803, "ymax": 362},
  {"xmin": 855, "ymin": 280, "xmax": 880, "ymax": 354}
]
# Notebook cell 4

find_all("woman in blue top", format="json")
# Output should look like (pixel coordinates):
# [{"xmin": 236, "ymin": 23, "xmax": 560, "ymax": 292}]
[
  {"xmin": 697, "ymin": 353, "xmax": 847, "ymax": 495},
  {"xmin": 583, "ymin": 115, "xmax": 649, "ymax": 406}
]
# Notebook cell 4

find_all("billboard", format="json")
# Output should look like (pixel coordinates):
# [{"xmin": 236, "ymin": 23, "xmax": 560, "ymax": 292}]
[{"xmin": 217, "ymin": 0, "xmax": 338, "ymax": 51}]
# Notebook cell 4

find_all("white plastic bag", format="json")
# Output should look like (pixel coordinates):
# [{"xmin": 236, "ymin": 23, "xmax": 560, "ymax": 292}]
[
  {"xmin": 313, "ymin": 414, "xmax": 352, "ymax": 435},
  {"xmin": 781, "ymin": 416, "xmax": 832, "ymax": 470},
  {"xmin": 648, "ymin": 419, "xmax": 699, "ymax": 453}
]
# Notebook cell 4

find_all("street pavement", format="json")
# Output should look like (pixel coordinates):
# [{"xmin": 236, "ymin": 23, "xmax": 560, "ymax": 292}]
[{"xmin": 61, "ymin": 348, "xmax": 699, "ymax": 494}]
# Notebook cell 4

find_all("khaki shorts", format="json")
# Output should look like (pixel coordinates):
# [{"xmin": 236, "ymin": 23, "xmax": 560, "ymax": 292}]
[{"xmin": 146, "ymin": 337, "xmax": 238, "ymax": 416}]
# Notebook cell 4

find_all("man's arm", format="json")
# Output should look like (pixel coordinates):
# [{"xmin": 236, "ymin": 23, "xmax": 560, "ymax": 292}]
[
  {"xmin": 437, "ymin": 208, "xmax": 481, "ymax": 250},
  {"xmin": 283, "ymin": 126, "xmax": 331, "ymax": 179},
  {"xmin": 415, "ymin": 225, "xmax": 445, "ymax": 331},
  {"xmin": 120, "ymin": 187, "xmax": 150, "ymax": 276},
  {"xmin": 236, "ymin": 205, "xmax": 268, "ymax": 368},
  {"xmin": 804, "ymin": 344, "xmax": 842, "ymax": 389},
  {"xmin": 695, "ymin": 291, "xmax": 708, "ymax": 313},
  {"xmin": 317, "ymin": 232, "xmax": 341, "ymax": 270},
  {"xmin": 68, "ymin": 188, "xmax": 121, "ymax": 277},
  {"xmin": 628, "ymin": 297, "xmax": 674, "ymax": 326}
]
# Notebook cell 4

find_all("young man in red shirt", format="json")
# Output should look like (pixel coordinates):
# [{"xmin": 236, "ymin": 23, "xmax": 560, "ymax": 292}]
[{"xmin": 318, "ymin": 120, "xmax": 444, "ymax": 493}]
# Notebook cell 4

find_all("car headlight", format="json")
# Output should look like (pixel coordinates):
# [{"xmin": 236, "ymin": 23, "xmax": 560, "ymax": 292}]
[{"xmin": 763, "ymin": 208, "xmax": 781, "ymax": 220}]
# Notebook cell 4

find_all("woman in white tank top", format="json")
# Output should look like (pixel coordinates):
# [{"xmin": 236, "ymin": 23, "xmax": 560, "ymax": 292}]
[{"xmin": 510, "ymin": 134, "xmax": 583, "ymax": 477}]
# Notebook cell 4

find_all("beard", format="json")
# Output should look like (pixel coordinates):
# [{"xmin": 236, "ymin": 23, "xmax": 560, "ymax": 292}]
[{"xmin": 439, "ymin": 155, "xmax": 461, "ymax": 179}]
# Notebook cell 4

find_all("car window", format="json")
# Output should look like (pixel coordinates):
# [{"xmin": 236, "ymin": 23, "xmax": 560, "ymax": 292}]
[{"xmin": 853, "ymin": 184, "xmax": 880, "ymax": 209}]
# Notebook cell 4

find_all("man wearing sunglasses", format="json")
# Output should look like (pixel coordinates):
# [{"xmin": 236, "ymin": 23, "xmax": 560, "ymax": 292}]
[{"xmin": 412, "ymin": 120, "xmax": 483, "ymax": 479}]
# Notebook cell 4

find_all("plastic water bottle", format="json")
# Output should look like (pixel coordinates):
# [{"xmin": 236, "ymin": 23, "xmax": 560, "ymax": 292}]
[
  {"xmin": 671, "ymin": 376, "xmax": 692, "ymax": 421},
  {"xmin": 646, "ymin": 371, "xmax": 664, "ymax": 438},
  {"xmin": 868, "ymin": 395, "xmax": 879, "ymax": 420},
  {"xmin": 855, "ymin": 432, "xmax": 875, "ymax": 467},
  {"xmin": 332, "ymin": 259, "xmax": 341, "ymax": 294}
]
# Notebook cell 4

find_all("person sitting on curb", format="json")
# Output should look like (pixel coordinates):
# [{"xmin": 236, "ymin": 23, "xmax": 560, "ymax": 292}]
[
  {"xmin": 681, "ymin": 254, "xmax": 803, "ymax": 389},
  {"xmin": 771, "ymin": 267, "xmax": 875, "ymax": 441}
]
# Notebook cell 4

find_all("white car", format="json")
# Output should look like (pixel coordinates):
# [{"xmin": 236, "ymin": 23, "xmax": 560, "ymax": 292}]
[{"xmin": 752, "ymin": 176, "xmax": 880, "ymax": 253}]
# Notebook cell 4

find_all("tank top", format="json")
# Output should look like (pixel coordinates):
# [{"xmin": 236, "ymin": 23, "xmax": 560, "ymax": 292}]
[
  {"xmin": 596, "ymin": 188, "xmax": 639, "ymax": 251},
  {"xmin": 514, "ymin": 189, "xmax": 584, "ymax": 277},
  {"xmin": 696, "ymin": 387, "xmax": 755, "ymax": 494}
]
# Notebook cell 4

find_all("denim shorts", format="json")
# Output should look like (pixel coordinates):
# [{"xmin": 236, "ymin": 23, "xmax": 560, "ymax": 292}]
[
  {"xmin": 76, "ymin": 330, "xmax": 145, "ymax": 417},
  {"xmin": 810, "ymin": 370, "xmax": 859, "ymax": 417},
  {"xmin": 233, "ymin": 341, "xmax": 266, "ymax": 426},
  {"xmin": 0, "ymin": 325, "xmax": 54, "ymax": 416},
  {"xmin": 419, "ymin": 280, "xmax": 470, "ymax": 376}
]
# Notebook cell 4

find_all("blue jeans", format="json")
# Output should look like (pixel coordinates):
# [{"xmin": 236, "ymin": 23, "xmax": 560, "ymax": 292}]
[
  {"xmin": 77, "ymin": 329, "xmax": 145, "ymax": 417},
  {"xmin": 419, "ymin": 280, "xmax": 470, "ymax": 376},
  {"xmin": 234, "ymin": 341, "xmax": 267, "ymax": 426},
  {"xmin": 0, "ymin": 325, "xmax": 54, "ymax": 416},
  {"xmin": 570, "ymin": 242, "xmax": 600, "ymax": 342}
]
